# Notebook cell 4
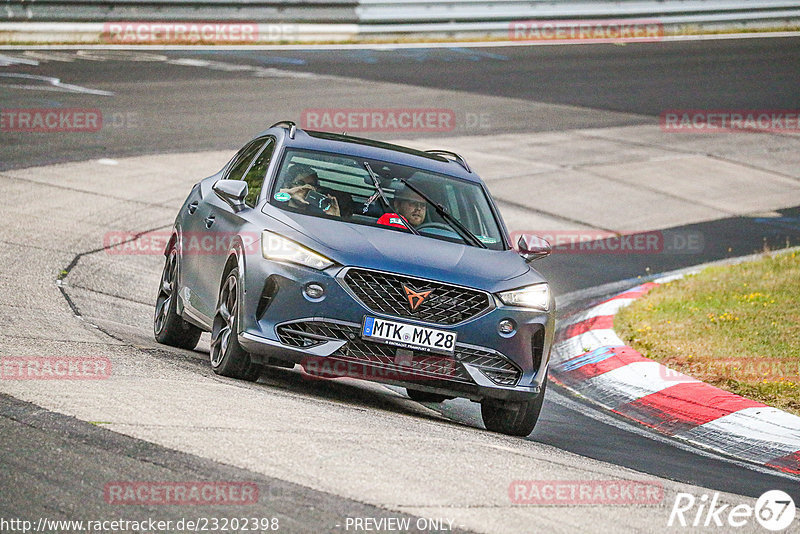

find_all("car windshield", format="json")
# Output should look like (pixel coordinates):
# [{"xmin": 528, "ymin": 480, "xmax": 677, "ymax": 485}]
[{"xmin": 268, "ymin": 148, "xmax": 506, "ymax": 250}]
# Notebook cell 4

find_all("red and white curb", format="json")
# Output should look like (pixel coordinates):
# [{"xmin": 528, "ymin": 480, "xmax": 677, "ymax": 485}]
[{"xmin": 550, "ymin": 281, "xmax": 800, "ymax": 476}]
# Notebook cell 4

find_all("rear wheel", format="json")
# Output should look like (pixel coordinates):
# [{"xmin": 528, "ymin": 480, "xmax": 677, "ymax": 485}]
[
  {"xmin": 154, "ymin": 247, "xmax": 202, "ymax": 350},
  {"xmin": 480, "ymin": 377, "xmax": 547, "ymax": 437},
  {"xmin": 210, "ymin": 268, "xmax": 261, "ymax": 382},
  {"xmin": 406, "ymin": 388, "xmax": 453, "ymax": 403}
]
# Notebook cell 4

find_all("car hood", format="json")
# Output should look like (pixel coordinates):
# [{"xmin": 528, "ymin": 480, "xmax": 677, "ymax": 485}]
[{"xmin": 267, "ymin": 210, "xmax": 538, "ymax": 290}]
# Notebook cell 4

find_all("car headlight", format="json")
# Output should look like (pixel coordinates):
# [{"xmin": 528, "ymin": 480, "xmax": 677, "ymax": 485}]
[
  {"xmin": 497, "ymin": 283, "xmax": 550, "ymax": 311},
  {"xmin": 261, "ymin": 231, "xmax": 333, "ymax": 270}
]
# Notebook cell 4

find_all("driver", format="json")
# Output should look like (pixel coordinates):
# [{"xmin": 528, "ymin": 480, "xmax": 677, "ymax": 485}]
[{"xmin": 393, "ymin": 184, "xmax": 427, "ymax": 227}]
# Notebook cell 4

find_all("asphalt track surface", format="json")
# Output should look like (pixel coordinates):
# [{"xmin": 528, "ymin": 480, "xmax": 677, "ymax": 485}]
[{"xmin": 1, "ymin": 38, "xmax": 800, "ymax": 532}]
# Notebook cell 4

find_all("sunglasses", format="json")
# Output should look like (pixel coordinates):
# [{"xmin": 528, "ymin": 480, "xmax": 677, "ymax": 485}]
[
  {"xmin": 400, "ymin": 200, "xmax": 426, "ymax": 210},
  {"xmin": 290, "ymin": 178, "xmax": 317, "ymax": 188}
]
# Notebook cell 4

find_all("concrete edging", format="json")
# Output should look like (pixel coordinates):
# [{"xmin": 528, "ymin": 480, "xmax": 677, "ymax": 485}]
[{"xmin": 549, "ymin": 257, "xmax": 800, "ymax": 476}]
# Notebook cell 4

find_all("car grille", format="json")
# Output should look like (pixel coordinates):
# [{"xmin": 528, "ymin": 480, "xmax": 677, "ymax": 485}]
[
  {"xmin": 276, "ymin": 320, "xmax": 520, "ymax": 386},
  {"xmin": 276, "ymin": 321, "xmax": 350, "ymax": 348},
  {"xmin": 456, "ymin": 346, "xmax": 521, "ymax": 386},
  {"xmin": 341, "ymin": 268, "xmax": 493, "ymax": 326}
]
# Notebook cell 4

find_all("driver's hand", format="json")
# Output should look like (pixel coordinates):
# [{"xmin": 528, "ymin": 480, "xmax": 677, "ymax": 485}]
[
  {"xmin": 326, "ymin": 195, "xmax": 341, "ymax": 217},
  {"xmin": 281, "ymin": 185, "xmax": 314, "ymax": 205}
]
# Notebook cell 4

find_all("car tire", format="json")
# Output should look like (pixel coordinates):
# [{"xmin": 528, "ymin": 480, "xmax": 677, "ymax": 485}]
[
  {"xmin": 154, "ymin": 247, "xmax": 202, "ymax": 350},
  {"xmin": 480, "ymin": 376, "xmax": 547, "ymax": 437},
  {"xmin": 210, "ymin": 268, "xmax": 261, "ymax": 382},
  {"xmin": 406, "ymin": 388, "xmax": 453, "ymax": 403}
]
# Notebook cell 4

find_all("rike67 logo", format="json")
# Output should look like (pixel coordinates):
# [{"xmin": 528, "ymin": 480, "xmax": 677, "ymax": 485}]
[{"xmin": 668, "ymin": 490, "xmax": 796, "ymax": 531}]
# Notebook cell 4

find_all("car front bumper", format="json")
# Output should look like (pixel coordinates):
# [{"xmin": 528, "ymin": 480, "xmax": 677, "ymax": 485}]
[{"xmin": 238, "ymin": 258, "xmax": 554, "ymax": 402}]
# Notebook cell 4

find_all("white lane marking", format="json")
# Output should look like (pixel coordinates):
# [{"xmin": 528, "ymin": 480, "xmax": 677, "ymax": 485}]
[
  {"xmin": 96, "ymin": 159, "xmax": 118, "ymax": 166},
  {"xmin": 577, "ymin": 361, "xmax": 699, "ymax": 408},
  {"xmin": 0, "ymin": 73, "xmax": 114, "ymax": 95},
  {"xmin": 552, "ymin": 328, "xmax": 625, "ymax": 359},
  {"xmin": 167, "ymin": 58, "xmax": 251, "ymax": 70},
  {"xmin": 677, "ymin": 407, "xmax": 800, "ymax": 464},
  {"xmin": 0, "ymin": 54, "xmax": 39, "ymax": 67},
  {"xmin": 165, "ymin": 57, "xmax": 320, "ymax": 79},
  {"xmin": 76, "ymin": 50, "xmax": 168, "ymax": 62},
  {"xmin": 251, "ymin": 67, "xmax": 318, "ymax": 79},
  {"xmin": 1, "ymin": 30, "xmax": 798, "ymax": 51},
  {"xmin": 22, "ymin": 51, "xmax": 77, "ymax": 63},
  {"xmin": 0, "ymin": 49, "xmax": 322, "ymax": 80},
  {"xmin": 560, "ymin": 298, "xmax": 635, "ymax": 328}
]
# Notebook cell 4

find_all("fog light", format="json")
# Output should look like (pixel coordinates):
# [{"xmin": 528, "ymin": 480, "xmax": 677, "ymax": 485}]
[
  {"xmin": 498, "ymin": 319, "xmax": 515, "ymax": 334},
  {"xmin": 304, "ymin": 283, "xmax": 325, "ymax": 299}
]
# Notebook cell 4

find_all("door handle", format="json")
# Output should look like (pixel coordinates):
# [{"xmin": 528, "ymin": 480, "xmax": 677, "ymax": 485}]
[
  {"xmin": 187, "ymin": 201, "xmax": 199, "ymax": 214},
  {"xmin": 204, "ymin": 215, "xmax": 215, "ymax": 228}
]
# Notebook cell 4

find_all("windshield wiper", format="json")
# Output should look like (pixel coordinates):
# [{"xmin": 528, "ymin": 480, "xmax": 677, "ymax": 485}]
[
  {"xmin": 362, "ymin": 162, "xmax": 420, "ymax": 236},
  {"xmin": 393, "ymin": 177, "xmax": 487, "ymax": 249}
]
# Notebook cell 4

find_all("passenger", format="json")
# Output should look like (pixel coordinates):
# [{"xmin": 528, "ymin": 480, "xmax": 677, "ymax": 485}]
[{"xmin": 279, "ymin": 164, "xmax": 341, "ymax": 218}]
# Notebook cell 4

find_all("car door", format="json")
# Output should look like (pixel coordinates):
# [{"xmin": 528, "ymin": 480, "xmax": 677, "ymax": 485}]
[
  {"xmin": 193, "ymin": 137, "xmax": 276, "ymax": 320},
  {"xmin": 179, "ymin": 138, "xmax": 267, "ymax": 322}
]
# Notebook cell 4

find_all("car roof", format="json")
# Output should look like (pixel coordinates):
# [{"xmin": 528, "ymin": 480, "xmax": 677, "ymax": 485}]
[{"xmin": 257, "ymin": 124, "xmax": 482, "ymax": 184}]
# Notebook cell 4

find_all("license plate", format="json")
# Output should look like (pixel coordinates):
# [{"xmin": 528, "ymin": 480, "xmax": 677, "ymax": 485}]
[{"xmin": 361, "ymin": 316, "xmax": 456, "ymax": 355}]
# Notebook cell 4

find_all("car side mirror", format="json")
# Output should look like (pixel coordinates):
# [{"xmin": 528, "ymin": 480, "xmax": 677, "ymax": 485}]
[
  {"xmin": 213, "ymin": 180, "xmax": 248, "ymax": 211},
  {"xmin": 517, "ymin": 234, "xmax": 551, "ymax": 262}
]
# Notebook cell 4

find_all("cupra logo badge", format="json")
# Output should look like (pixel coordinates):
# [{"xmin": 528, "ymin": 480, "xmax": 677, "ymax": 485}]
[{"xmin": 403, "ymin": 285, "xmax": 432, "ymax": 311}]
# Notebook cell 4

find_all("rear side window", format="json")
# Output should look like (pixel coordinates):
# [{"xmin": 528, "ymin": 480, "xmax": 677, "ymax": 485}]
[
  {"xmin": 225, "ymin": 137, "xmax": 274, "ymax": 207},
  {"xmin": 243, "ymin": 140, "xmax": 275, "ymax": 207},
  {"xmin": 226, "ymin": 139, "xmax": 266, "ymax": 182}
]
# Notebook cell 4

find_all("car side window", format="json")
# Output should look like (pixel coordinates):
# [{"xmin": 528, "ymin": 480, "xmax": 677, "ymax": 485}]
[
  {"xmin": 242, "ymin": 139, "xmax": 275, "ymax": 207},
  {"xmin": 226, "ymin": 139, "xmax": 266, "ymax": 182}
]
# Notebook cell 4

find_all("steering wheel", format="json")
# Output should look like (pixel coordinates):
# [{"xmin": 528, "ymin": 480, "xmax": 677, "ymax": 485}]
[
  {"xmin": 416, "ymin": 222, "xmax": 462, "ymax": 239},
  {"xmin": 416, "ymin": 222, "xmax": 454, "ymax": 233}
]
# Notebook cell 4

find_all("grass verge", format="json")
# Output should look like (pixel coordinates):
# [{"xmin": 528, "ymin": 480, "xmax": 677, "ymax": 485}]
[{"xmin": 615, "ymin": 250, "xmax": 800, "ymax": 415}]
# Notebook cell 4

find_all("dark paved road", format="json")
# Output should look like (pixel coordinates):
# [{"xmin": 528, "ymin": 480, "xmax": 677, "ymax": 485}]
[
  {"xmin": 193, "ymin": 37, "xmax": 800, "ymax": 115},
  {"xmin": 2, "ymin": 37, "xmax": 798, "ymax": 171}
]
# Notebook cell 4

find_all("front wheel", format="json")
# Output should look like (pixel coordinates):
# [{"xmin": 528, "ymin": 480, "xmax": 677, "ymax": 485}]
[
  {"xmin": 154, "ymin": 247, "xmax": 202, "ymax": 350},
  {"xmin": 480, "ymin": 377, "xmax": 547, "ymax": 436},
  {"xmin": 210, "ymin": 268, "xmax": 261, "ymax": 382}
]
